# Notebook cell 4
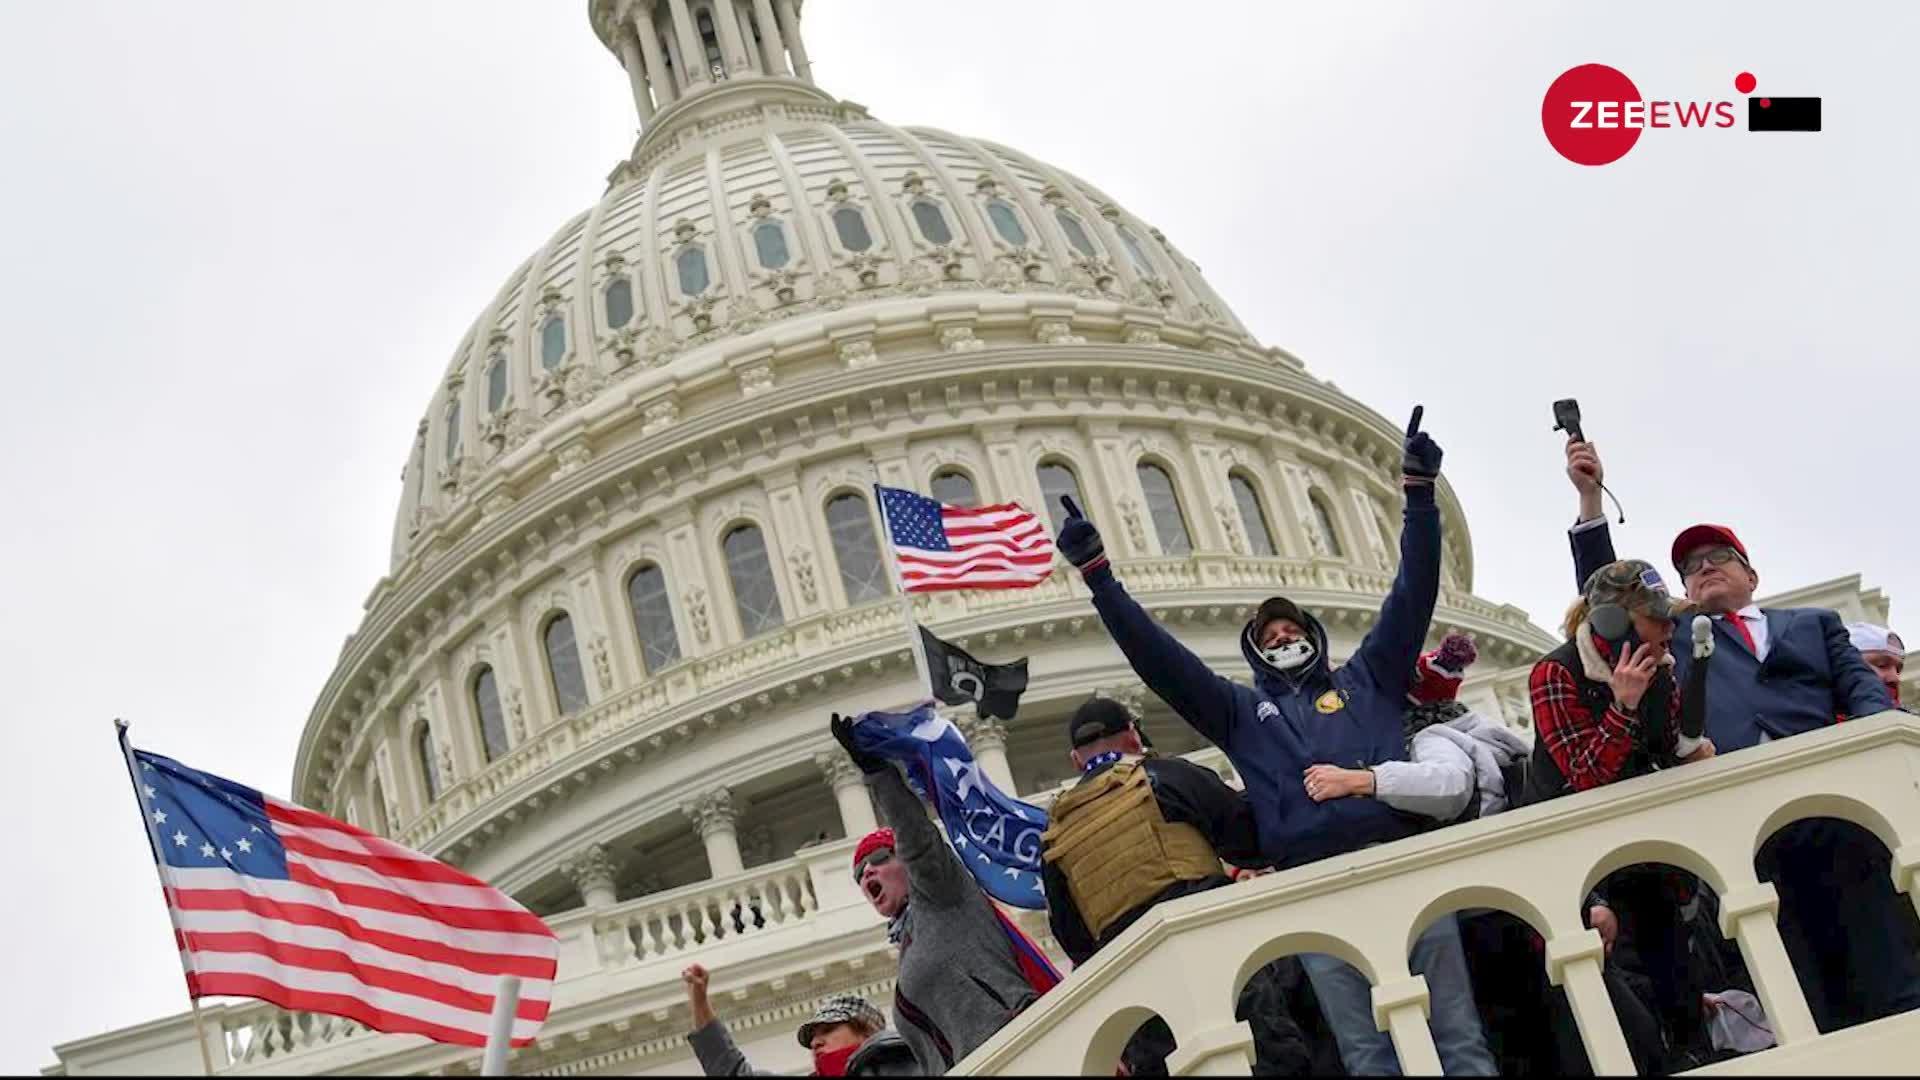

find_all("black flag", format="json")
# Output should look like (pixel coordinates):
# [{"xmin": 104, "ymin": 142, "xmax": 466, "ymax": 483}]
[{"xmin": 919, "ymin": 626, "xmax": 1029, "ymax": 721}]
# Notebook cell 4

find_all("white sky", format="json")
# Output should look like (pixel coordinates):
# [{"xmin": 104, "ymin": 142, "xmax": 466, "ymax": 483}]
[{"xmin": 3, "ymin": 1, "xmax": 1914, "ymax": 1070}]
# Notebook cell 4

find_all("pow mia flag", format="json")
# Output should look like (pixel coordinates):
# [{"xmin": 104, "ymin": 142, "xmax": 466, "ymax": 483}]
[{"xmin": 919, "ymin": 626, "xmax": 1029, "ymax": 721}]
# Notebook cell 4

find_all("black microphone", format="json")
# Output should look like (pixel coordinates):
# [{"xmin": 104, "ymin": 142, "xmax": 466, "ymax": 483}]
[{"xmin": 1680, "ymin": 615, "xmax": 1713, "ymax": 740}]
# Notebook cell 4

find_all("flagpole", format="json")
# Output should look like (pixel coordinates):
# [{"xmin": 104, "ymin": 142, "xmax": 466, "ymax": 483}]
[
  {"xmin": 870, "ymin": 472, "xmax": 934, "ymax": 702},
  {"xmin": 116, "ymin": 720, "xmax": 218, "ymax": 1077},
  {"xmin": 479, "ymin": 974, "xmax": 523, "ymax": 1076}
]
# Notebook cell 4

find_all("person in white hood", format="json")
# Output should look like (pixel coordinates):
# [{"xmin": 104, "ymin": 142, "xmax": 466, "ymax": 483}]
[{"xmin": 1303, "ymin": 632, "xmax": 1530, "ymax": 822}]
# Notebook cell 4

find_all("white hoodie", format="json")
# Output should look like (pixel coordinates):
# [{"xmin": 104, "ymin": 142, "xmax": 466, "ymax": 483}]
[{"xmin": 1370, "ymin": 710, "xmax": 1532, "ymax": 821}]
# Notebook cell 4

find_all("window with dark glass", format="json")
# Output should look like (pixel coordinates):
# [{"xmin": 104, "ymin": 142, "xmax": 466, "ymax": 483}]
[
  {"xmin": 1036, "ymin": 461, "xmax": 1085, "ymax": 533},
  {"xmin": 417, "ymin": 724, "xmax": 442, "ymax": 801},
  {"xmin": 541, "ymin": 315, "xmax": 567, "ymax": 370},
  {"xmin": 911, "ymin": 201, "xmax": 953, "ymax": 245},
  {"xmin": 486, "ymin": 351, "xmax": 508, "ymax": 412},
  {"xmin": 832, "ymin": 206, "xmax": 873, "ymax": 252},
  {"xmin": 1057, "ymin": 209, "xmax": 1096, "ymax": 256},
  {"xmin": 724, "ymin": 524, "xmax": 785, "ymax": 636},
  {"xmin": 753, "ymin": 221, "xmax": 790, "ymax": 269},
  {"xmin": 986, "ymin": 199, "xmax": 1027, "ymax": 246},
  {"xmin": 931, "ymin": 469, "xmax": 977, "ymax": 506},
  {"xmin": 1118, "ymin": 226, "xmax": 1156, "ymax": 276},
  {"xmin": 1229, "ymin": 472, "xmax": 1277, "ymax": 557},
  {"xmin": 1310, "ymin": 493, "xmax": 1345, "ymax": 558},
  {"xmin": 627, "ymin": 563, "xmax": 682, "ymax": 672},
  {"xmin": 676, "ymin": 247, "xmax": 711, "ymax": 295},
  {"xmin": 444, "ymin": 401, "xmax": 461, "ymax": 462},
  {"xmin": 605, "ymin": 277, "xmax": 634, "ymax": 329},
  {"xmin": 696, "ymin": 10, "xmax": 723, "ymax": 75},
  {"xmin": 826, "ymin": 493, "xmax": 890, "ymax": 605},
  {"xmin": 1136, "ymin": 462, "xmax": 1192, "ymax": 555},
  {"xmin": 474, "ymin": 666, "xmax": 509, "ymax": 761},
  {"xmin": 544, "ymin": 613, "xmax": 589, "ymax": 716}
]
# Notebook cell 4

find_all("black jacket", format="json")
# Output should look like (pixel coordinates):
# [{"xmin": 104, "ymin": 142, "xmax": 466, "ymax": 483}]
[
  {"xmin": 1520, "ymin": 637, "xmax": 1680, "ymax": 807},
  {"xmin": 1042, "ymin": 754, "xmax": 1266, "ymax": 966}
]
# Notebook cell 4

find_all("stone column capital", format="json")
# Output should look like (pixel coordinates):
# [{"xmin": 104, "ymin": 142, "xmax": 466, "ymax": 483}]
[
  {"xmin": 561, "ymin": 842, "xmax": 618, "ymax": 898},
  {"xmin": 955, "ymin": 714, "xmax": 1008, "ymax": 751},
  {"xmin": 1094, "ymin": 683, "xmax": 1148, "ymax": 721},
  {"xmin": 682, "ymin": 786, "xmax": 738, "ymax": 837},
  {"xmin": 814, "ymin": 750, "xmax": 868, "ymax": 791}
]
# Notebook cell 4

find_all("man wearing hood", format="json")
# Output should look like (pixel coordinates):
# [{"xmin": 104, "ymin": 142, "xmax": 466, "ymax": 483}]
[{"xmin": 1054, "ymin": 407, "xmax": 1495, "ymax": 1075}]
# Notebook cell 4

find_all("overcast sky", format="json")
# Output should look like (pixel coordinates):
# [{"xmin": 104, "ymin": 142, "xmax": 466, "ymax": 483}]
[{"xmin": 4, "ymin": 1, "xmax": 1915, "ymax": 1070}]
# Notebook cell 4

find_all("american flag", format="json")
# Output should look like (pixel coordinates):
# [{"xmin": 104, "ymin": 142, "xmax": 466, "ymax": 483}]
[
  {"xmin": 876, "ymin": 485, "xmax": 1055, "ymax": 593},
  {"xmin": 123, "ymin": 735, "xmax": 558, "ymax": 1048}
]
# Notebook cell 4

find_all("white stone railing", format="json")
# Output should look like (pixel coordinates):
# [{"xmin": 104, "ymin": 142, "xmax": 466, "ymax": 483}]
[
  {"xmin": 589, "ymin": 857, "xmax": 821, "ymax": 968},
  {"xmin": 956, "ymin": 712, "xmax": 1920, "ymax": 1076},
  {"xmin": 219, "ymin": 1005, "xmax": 375, "ymax": 1069}
]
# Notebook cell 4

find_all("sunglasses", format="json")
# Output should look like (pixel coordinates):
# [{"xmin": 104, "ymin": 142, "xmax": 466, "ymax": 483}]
[
  {"xmin": 852, "ymin": 849, "xmax": 894, "ymax": 882},
  {"xmin": 1679, "ymin": 546, "xmax": 1746, "ymax": 578}
]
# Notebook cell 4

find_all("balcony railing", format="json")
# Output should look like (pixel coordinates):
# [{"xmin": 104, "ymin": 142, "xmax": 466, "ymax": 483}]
[
  {"xmin": 590, "ymin": 857, "xmax": 821, "ymax": 967},
  {"xmin": 955, "ymin": 712, "xmax": 1920, "ymax": 1076}
]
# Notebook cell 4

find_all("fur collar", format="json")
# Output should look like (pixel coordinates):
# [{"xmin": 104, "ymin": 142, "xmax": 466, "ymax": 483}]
[{"xmin": 1573, "ymin": 621, "xmax": 1675, "ymax": 686}]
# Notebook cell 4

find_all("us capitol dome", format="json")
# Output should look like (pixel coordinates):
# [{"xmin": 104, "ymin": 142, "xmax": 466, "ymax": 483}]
[{"xmin": 56, "ymin": 2, "xmax": 1580, "ymax": 1075}]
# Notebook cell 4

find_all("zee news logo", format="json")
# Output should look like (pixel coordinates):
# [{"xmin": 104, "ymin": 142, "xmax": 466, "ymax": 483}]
[{"xmin": 1543, "ymin": 65, "xmax": 1821, "ymax": 166}]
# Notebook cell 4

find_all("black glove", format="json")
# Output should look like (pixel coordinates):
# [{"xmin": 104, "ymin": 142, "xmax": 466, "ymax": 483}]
[
  {"xmin": 1055, "ymin": 494, "xmax": 1109, "ymax": 574},
  {"xmin": 830, "ymin": 712, "xmax": 889, "ymax": 775},
  {"xmin": 1401, "ymin": 405, "xmax": 1442, "ymax": 482}
]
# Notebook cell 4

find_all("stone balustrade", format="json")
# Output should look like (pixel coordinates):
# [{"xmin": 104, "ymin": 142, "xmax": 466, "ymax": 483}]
[
  {"xmin": 590, "ymin": 857, "xmax": 821, "ymax": 967},
  {"xmin": 220, "ymin": 1008, "xmax": 373, "ymax": 1069},
  {"xmin": 955, "ymin": 712, "xmax": 1920, "ymax": 1076}
]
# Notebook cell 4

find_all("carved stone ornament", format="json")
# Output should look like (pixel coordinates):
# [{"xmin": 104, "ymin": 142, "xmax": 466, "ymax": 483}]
[
  {"xmin": 641, "ymin": 397, "xmax": 680, "ymax": 435},
  {"xmin": 738, "ymin": 361, "xmax": 775, "ymax": 396},
  {"xmin": 683, "ymin": 587, "xmax": 711, "ymax": 643},
  {"xmin": 955, "ymin": 714, "xmax": 1008, "ymax": 751},
  {"xmin": 508, "ymin": 687, "xmax": 528, "ymax": 743},
  {"xmin": 814, "ymin": 268, "xmax": 851, "ymax": 310},
  {"xmin": 642, "ymin": 324, "xmax": 678, "ymax": 367},
  {"xmin": 1117, "ymin": 497, "xmax": 1149, "ymax": 552},
  {"xmin": 682, "ymin": 787, "xmax": 738, "ymax": 837},
  {"xmin": 480, "ymin": 490, "xmax": 516, "ymax": 520},
  {"xmin": 939, "ymin": 325, "xmax": 984, "ymax": 353},
  {"xmin": 561, "ymin": 843, "xmax": 618, "ymax": 897},
  {"xmin": 1035, "ymin": 319, "xmax": 1086, "ymax": 346},
  {"xmin": 1124, "ymin": 324, "xmax": 1164, "ymax": 346},
  {"xmin": 789, "ymin": 550, "xmax": 819, "ymax": 606},
  {"xmin": 836, "ymin": 337, "xmax": 877, "ymax": 367},
  {"xmin": 589, "ymin": 634, "xmax": 614, "ymax": 692},
  {"xmin": 814, "ymin": 749, "xmax": 866, "ymax": 790},
  {"xmin": 554, "ymin": 441, "xmax": 594, "ymax": 478},
  {"xmin": 1216, "ymin": 500, "xmax": 1248, "ymax": 555}
]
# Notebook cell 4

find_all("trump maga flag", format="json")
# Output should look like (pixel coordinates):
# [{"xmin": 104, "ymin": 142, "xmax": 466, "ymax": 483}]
[
  {"xmin": 845, "ymin": 703, "xmax": 1050, "ymax": 909},
  {"xmin": 119, "ymin": 727, "xmax": 558, "ymax": 1048}
]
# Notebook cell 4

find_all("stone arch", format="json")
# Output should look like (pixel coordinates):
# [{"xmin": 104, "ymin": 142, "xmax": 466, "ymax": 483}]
[
  {"xmin": 1406, "ymin": 883, "xmax": 1558, "ymax": 952},
  {"xmin": 1078, "ymin": 1004, "xmax": 1167, "ymax": 1078},
  {"xmin": 1754, "ymin": 790, "xmax": 1907, "ymax": 863},
  {"xmin": 1580, "ymin": 836, "xmax": 1729, "ymax": 906},
  {"xmin": 1229, "ymin": 927, "xmax": 1378, "ymax": 1007}
]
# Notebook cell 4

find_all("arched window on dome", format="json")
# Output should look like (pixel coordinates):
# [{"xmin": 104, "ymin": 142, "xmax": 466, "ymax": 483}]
[
  {"xmin": 676, "ymin": 246, "xmax": 711, "ymax": 296},
  {"xmin": 443, "ymin": 401, "xmax": 462, "ymax": 463},
  {"xmin": 723, "ymin": 524, "xmax": 785, "ymax": 637},
  {"xmin": 931, "ymin": 468, "xmax": 978, "ymax": 507},
  {"xmin": 1056, "ymin": 209, "xmax": 1097, "ymax": 257},
  {"xmin": 1308, "ymin": 491, "xmax": 1345, "ymax": 559},
  {"xmin": 472, "ymin": 666, "xmax": 509, "ymax": 762},
  {"xmin": 540, "ymin": 314, "xmax": 567, "ymax": 370},
  {"xmin": 833, "ymin": 207, "xmax": 873, "ymax": 252},
  {"xmin": 1117, "ymin": 225, "xmax": 1157, "ymax": 277},
  {"xmin": 544, "ymin": 613, "xmax": 589, "ymax": 717},
  {"xmin": 1136, "ymin": 462, "xmax": 1192, "ymax": 556},
  {"xmin": 626, "ymin": 563, "xmax": 681, "ymax": 673},
  {"xmin": 485, "ymin": 350, "xmax": 508, "ymax": 413},
  {"xmin": 753, "ymin": 221, "xmax": 790, "ymax": 270},
  {"xmin": 910, "ymin": 200, "xmax": 953, "ymax": 245},
  {"xmin": 416, "ymin": 723, "xmax": 442, "ymax": 802},
  {"xmin": 986, "ymin": 199, "xmax": 1028, "ymax": 246},
  {"xmin": 1036, "ymin": 460, "xmax": 1085, "ymax": 534},
  {"xmin": 605, "ymin": 277, "xmax": 635, "ymax": 330},
  {"xmin": 826, "ymin": 492, "xmax": 890, "ymax": 605},
  {"xmin": 1229, "ymin": 470, "xmax": 1278, "ymax": 557}
]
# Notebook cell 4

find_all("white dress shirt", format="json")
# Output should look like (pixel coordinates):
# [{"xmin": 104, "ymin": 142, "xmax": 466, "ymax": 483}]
[{"xmin": 1723, "ymin": 605, "xmax": 1769, "ymax": 661}]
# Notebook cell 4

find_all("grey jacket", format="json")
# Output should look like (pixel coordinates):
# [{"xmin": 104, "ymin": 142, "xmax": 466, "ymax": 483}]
[
  {"xmin": 1371, "ymin": 710, "xmax": 1531, "ymax": 820},
  {"xmin": 688, "ymin": 1018, "xmax": 921, "ymax": 1077},
  {"xmin": 869, "ymin": 765, "xmax": 1036, "ymax": 1074}
]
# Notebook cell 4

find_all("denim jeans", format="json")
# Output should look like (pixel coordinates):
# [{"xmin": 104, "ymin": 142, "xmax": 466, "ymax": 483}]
[{"xmin": 1300, "ymin": 913, "xmax": 1496, "ymax": 1075}]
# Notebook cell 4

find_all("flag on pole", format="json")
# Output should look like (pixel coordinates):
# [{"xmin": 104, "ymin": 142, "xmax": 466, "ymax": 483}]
[
  {"xmin": 875, "ymin": 486, "xmax": 1055, "ymax": 593},
  {"xmin": 123, "ymin": 736, "xmax": 558, "ymax": 1049},
  {"xmin": 919, "ymin": 626, "xmax": 1029, "ymax": 721},
  {"xmin": 844, "ymin": 703, "xmax": 1050, "ymax": 909}
]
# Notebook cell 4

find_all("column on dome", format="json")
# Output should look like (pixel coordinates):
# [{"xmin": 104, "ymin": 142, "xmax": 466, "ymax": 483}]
[
  {"xmin": 617, "ymin": 23, "xmax": 657, "ymax": 122},
  {"xmin": 1175, "ymin": 423, "xmax": 1237, "ymax": 555},
  {"xmin": 978, "ymin": 422, "xmax": 1036, "ymax": 509},
  {"xmin": 634, "ymin": 9, "xmax": 677, "ymax": 107},
  {"xmin": 772, "ymin": 0, "xmax": 811, "ymax": 84},
  {"xmin": 660, "ymin": 504, "xmax": 714, "ymax": 666},
  {"xmin": 710, "ymin": 0, "xmax": 752, "ymax": 75},
  {"xmin": 562, "ymin": 843, "xmax": 621, "ymax": 908},
  {"xmin": 749, "ymin": 0, "xmax": 788, "ymax": 75},
  {"xmin": 956, "ymin": 713, "xmax": 1016, "ymax": 796},
  {"xmin": 1263, "ymin": 441, "xmax": 1317, "ymax": 560},
  {"xmin": 763, "ymin": 467, "xmax": 825, "ymax": 619},
  {"xmin": 1080, "ymin": 418, "xmax": 1145, "ymax": 560},
  {"xmin": 666, "ymin": 0, "xmax": 709, "ymax": 87},
  {"xmin": 685, "ymin": 787, "xmax": 745, "ymax": 877},
  {"xmin": 816, "ymin": 751, "xmax": 878, "ymax": 838}
]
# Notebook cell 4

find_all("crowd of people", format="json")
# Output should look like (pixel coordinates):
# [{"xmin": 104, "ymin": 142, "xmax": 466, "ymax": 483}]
[{"xmin": 677, "ymin": 410, "xmax": 1917, "ymax": 1076}]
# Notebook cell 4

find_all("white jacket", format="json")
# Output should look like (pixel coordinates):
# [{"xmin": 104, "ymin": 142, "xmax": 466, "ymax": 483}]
[{"xmin": 1370, "ymin": 710, "xmax": 1532, "ymax": 821}]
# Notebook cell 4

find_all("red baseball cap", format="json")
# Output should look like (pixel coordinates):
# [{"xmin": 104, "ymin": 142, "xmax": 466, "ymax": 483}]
[{"xmin": 1671, "ymin": 524, "xmax": 1749, "ymax": 575}]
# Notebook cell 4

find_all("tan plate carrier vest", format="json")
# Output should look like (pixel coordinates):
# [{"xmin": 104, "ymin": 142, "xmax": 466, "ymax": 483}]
[{"xmin": 1041, "ymin": 758, "xmax": 1222, "ymax": 941}]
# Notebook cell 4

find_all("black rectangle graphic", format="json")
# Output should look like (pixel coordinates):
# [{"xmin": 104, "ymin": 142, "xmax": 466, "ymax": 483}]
[{"xmin": 1748, "ymin": 96, "xmax": 1821, "ymax": 132}]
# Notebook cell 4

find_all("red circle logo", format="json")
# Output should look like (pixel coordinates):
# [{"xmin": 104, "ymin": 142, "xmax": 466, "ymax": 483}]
[{"xmin": 1542, "ymin": 64, "xmax": 1643, "ymax": 166}]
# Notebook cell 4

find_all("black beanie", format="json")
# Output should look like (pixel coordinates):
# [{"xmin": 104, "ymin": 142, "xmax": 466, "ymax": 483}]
[
  {"xmin": 1067, "ymin": 698, "xmax": 1136, "ymax": 748},
  {"xmin": 1253, "ymin": 596, "xmax": 1310, "ymax": 636}
]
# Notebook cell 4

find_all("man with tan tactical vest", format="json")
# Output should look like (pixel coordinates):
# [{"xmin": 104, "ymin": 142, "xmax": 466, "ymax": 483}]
[{"xmin": 1040, "ymin": 696, "xmax": 1312, "ymax": 1075}]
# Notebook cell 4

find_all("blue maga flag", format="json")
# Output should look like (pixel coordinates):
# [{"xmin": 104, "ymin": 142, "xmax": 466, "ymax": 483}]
[{"xmin": 848, "ymin": 703, "xmax": 1049, "ymax": 909}]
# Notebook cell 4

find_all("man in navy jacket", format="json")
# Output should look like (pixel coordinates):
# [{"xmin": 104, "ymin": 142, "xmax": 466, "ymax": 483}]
[
  {"xmin": 1054, "ymin": 408, "xmax": 1496, "ymax": 1076},
  {"xmin": 1564, "ymin": 438, "xmax": 1916, "ymax": 1033}
]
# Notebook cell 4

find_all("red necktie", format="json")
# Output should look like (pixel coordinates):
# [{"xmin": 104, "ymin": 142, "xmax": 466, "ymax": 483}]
[{"xmin": 1722, "ymin": 611, "xmax": 1758, "ymax": 655}]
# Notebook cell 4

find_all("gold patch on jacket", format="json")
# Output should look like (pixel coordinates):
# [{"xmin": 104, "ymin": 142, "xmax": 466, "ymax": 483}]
[{"xmin": 1315, "ymin": 690, "xmax": 1347, "ymax": 714}]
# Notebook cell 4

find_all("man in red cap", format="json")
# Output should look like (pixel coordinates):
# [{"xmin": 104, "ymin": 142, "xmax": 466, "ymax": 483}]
[{"xmin": 1563, "ymin": 439, "xmax": 1914, "ymax": 1034}]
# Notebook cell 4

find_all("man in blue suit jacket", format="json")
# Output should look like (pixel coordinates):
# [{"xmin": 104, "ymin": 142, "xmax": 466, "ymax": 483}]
[{"xmin": 1564, "ymin": 439, "xmax": 1916, "ymax": 1033}]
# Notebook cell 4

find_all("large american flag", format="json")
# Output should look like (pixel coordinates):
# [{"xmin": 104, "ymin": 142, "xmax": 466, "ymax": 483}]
[
  {"xmin": 124, "ymin": 737, "xmax": 558, "ymax": 1048},
  {"xmin": 876, "ymin": 485, "xmax": 1055, "ymax": 592}
]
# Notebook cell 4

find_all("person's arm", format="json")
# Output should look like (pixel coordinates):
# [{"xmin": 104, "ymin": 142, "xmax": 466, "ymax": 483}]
[
  {"xmin": 1821, "ymin": 610, "xmax": 1897, "ymax": 718},
  {"xmin": 1148, "ymin": 759, "xmax": 1269, "ymax": 869},
  {"xmin": 1529, "ymin": 658, "xmax": 1643, "ymax": 792},
  {"xmin": 1059, "ymin": 496, "xmax": 1250, "ymax": 748},
  {"xmin": 1043, "ymin": 859, "xmax": 1097, "ymax": 967},
  {"xmin": 683, "ymin": 966, "xmax": 774, "ymax": 1077},
  {"xmin": 866, "ymin": 763, "xmax": 969, "ymax": 905},
  {"xmin": 1564, "ymin": 439, "xmax": 1617, "ymax": 590},
  {"xmin": 1346, "ymin": 410, "xmax": 1443, "ymax": 699},
  {"xmin": 1366, "ymin": 728, "xmax": 1475, "ymax": 821}
]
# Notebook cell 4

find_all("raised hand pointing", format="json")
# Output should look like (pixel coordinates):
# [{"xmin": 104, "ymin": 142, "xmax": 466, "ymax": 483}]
[
  {"xmin": 1402, "ymin": 403, "xmax": 1442, "ymax": 482},
  {"xmin": 1054, "ymin": 494, "xmax": 1108, "ymax": 575}
]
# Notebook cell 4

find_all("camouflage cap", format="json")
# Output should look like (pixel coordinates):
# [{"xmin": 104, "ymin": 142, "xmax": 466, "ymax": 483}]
[
  {"xmin": 1584, "ymin": 559, "xmax": 1694, "ymax": 620},
  {"xmin": 795, "ymin": 994, "xmax": 886, "ymax": 1047}
]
